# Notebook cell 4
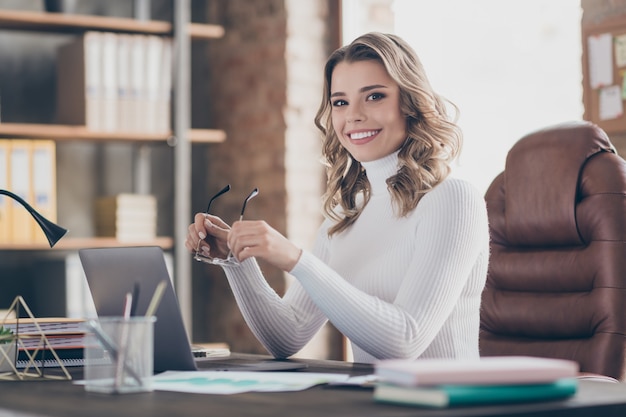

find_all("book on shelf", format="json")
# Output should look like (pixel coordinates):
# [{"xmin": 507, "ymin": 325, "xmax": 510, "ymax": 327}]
[
  {"xmin": 128, "ymin": 34, "xmax": 147, "ymax": 132},
  {"xmin": 101, "ymin": 31, "xmax": 118, "ymax": 132},
  {"xmin": 157, "ymin": 38, "xmax": 173, "ymax": 134},
  {"xmin": 116, "ymin": 33, "xmax": 133, "ymax": 133},
  {"xmin": 373, "ymin": 378, "xmax": 579, "ymax": 408},
  {"xmin": 144, "ymin": 34, "xmax": 162, "ymax": 133},
  {"xmin": 57, "ymin": 31, "xmax": 171, "ymax": 133},
  {"xmin": 94, "ymin": 192, "xmax": 156, "ymax": 212},
  {"xmin": 57, "ymin": 31, "xmax": 103, "ymax": 131},
  {"xmin": 374, "ymin": 356, "xmax": 579, "ymax": 387}
]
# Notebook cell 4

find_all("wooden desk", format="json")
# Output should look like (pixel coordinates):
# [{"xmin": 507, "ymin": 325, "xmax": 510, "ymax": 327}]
[{"xmin": 0, "ymin": 354, "xmax": 625, "ymax": 417}]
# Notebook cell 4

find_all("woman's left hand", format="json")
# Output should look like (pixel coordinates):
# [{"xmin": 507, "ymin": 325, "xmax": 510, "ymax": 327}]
[{"xmin": 228, "ymin": 220, "xmax": 302, "ymax": 272}]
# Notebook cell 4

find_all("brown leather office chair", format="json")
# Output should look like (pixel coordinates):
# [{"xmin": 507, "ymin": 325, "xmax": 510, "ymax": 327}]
[{"xmin": 480, "ymin": 121, "xmax": 626, "ymax": 382}]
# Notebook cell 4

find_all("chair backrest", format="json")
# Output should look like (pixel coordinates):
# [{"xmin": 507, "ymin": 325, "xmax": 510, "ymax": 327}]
[{"xmin": 480, "ymin": 121, "xmax": 626, "ymax": 381}]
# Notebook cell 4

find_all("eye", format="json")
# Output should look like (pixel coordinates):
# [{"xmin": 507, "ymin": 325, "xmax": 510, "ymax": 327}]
[
  {"xmin": 332, "ymin": 99, "xmax": 348, "ymax": 107},
  {"xmin": 367, "ymin": 92, "xmax": 385, "ymax": 101}
]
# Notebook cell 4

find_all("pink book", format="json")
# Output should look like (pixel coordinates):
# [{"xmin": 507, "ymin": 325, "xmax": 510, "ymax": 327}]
[{"xmin": 375, "ymin": 356, "xmax": 579, "ymax": 386}]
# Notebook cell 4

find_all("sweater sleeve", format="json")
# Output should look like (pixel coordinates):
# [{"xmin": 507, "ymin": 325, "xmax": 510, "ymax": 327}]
[
  {"xmin": 219, "ymin": 235, "xmax": 332, "ymax": 358},
  {"xmin": 289, "ymin": 180, "xmax": 488, "ymax": 360}
]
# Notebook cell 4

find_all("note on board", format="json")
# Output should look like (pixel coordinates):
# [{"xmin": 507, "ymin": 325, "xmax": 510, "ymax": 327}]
[
  {"xmin": 615, "ymin": 34, "xmax": 626, "ymax": 68},
  {"xmin": 588, "ymin": 33, "xmax": 613, "ymax": 89},
  {"xmin": 599, "ymin": 85, "xmax": 624, "ymax": 120}
]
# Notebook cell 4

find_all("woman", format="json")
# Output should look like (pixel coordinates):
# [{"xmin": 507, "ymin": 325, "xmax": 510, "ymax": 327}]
[{"xmin": 186, "ymin": 32, "xmax": 489, "ymax": 363}]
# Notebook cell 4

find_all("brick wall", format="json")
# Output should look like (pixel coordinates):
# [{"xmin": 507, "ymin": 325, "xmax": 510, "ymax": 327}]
[
  {"xmin": 191, "ymin": 0, "xmax": 289, "ymax": 354},
  {"xmin": 191, "ymin": 0, "xmax": 338, "ymax": 356}
]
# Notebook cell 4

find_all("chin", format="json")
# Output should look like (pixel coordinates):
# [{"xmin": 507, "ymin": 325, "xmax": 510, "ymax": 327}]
[{"xmin": 352, "ymin": 151, "xmax": 385, "ymax": 163}]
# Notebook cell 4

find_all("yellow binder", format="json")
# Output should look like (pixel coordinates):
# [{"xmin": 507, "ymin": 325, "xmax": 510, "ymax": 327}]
[
  {"xmin": 0, "ymin": 139, "xmax": 12, "ymax": 244},
  {"xmin": 31, "ymin": 140, "xmax": 57, "ymax": 244},
  {"xmin": 9, "ymin": 140, "xmax": 33, "ymax": 243}
]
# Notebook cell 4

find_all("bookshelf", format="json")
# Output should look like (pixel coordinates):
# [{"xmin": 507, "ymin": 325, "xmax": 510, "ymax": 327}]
[
  {"xmin": 0, "ymin": 3, "xmax": 223, "ymax": 332},
  {"xmin": 0, "ymin": 236, "xmax": 174, "ymax": 251},
  {"xmin": 0, "ymin": 8, "xmax": 224, "ymax": 39},
  {"xmin": 0, "ymin": 122, "xmax": 226, "ymax": 143}
]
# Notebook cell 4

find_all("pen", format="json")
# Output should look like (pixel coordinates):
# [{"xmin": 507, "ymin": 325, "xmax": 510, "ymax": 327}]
[
  {"xmin": 130, "ymin": 283, "xmax": 140, "ymax": 317},
  {"xmin": 122, "ymin": 292, "xmax": 133, "ymax": 319}
]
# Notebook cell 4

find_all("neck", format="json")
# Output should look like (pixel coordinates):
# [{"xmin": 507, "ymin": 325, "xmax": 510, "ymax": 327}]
[{"xmin": 361, "ymin": 152, "xmax": 400, "ymax": 196}]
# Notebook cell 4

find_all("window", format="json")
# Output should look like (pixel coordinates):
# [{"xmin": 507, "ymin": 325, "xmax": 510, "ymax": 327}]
[{"xmin": 343, "ymin": 0, "xmax": 583, "ymax": 192}]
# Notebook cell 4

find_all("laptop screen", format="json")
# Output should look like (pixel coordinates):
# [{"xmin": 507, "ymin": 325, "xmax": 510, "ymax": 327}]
[{"xmin": 78, "ymin": 246, "xmax": 197, "ymax": 372}]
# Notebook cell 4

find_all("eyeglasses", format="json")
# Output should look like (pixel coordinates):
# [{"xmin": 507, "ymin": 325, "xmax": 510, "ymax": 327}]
[{"xmin": 194, "ymin": 185, "xmax": 259, "ymax": 266}]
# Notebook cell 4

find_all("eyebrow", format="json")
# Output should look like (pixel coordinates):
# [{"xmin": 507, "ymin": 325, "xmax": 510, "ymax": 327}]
[{"xmin": 330, "ymin": 84, "xmax": 388, "ymax": 98}]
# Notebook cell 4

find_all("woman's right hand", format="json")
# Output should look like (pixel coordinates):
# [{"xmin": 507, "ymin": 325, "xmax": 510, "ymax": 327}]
[{"xmin": 185, "ymin": 213, "xmax": 231, "ymax": 260}]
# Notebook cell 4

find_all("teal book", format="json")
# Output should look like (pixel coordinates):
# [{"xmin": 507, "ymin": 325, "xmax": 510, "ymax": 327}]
[{"xmin": 373, "ymin": 378, "xmax": 578, "ymax": 408}]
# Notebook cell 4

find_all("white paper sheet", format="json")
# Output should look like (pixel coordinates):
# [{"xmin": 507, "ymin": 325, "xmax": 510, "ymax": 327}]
[
  {"xmin": 615, "ymin": 34, "xmax": 626, "ymax": 68},
  {"xmin": 599, "ymin": 84, "xmax": 624, "ymax": 120},
  {"xmin": 151, "ymin": 371, "xmax": 350, "ymax": 394},
  {"xmin": 588, "ymin": 33, "xmax": 613, "ymax": 89}
]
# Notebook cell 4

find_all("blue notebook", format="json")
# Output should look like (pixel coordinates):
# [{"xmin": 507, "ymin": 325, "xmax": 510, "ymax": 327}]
[{"xmin": 373, "ymin": 378, "xmax": 578, "ymax": 408}]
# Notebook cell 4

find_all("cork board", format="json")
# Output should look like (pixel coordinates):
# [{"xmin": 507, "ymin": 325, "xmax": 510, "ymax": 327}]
[{"xmin": 582, "ymin": 15, "xmax": 626, "ymax": 133}]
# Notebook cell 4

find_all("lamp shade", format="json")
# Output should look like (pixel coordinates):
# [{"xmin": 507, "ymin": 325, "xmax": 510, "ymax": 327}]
[{"xmin": 0, "ymin": 189, "xmax": 68, "ymax": 247}]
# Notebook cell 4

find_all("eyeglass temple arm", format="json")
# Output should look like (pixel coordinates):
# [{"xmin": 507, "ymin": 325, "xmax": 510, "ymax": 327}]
[
  {"xmin": 205, "ymin": 184, "xmax": 231, "ymax": 213},
  {"xmin": 240, "ymin": 188, "xmax": 259, "ymax": 217}
]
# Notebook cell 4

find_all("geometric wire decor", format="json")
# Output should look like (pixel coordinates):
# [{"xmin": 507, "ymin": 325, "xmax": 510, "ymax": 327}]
[{"xmin": 0, "ymin": 296, "xmax": 72, "ymax": 381}]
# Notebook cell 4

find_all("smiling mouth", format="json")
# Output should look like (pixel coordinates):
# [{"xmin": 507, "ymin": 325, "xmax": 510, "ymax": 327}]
[{"xmin": 348, "ymin": 130, "xmax": 380, "ymax": 140}]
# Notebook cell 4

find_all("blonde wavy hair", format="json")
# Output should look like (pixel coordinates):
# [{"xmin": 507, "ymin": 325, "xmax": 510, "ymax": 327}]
[{"xmin": 314, "ymin": 32, "xmax": 463, "ymax": 236}]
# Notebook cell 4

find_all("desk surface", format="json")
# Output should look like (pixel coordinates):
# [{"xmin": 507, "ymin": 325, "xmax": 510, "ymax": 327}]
[{"xmin": 1, "ymin": 354, "xmax": 626, "ymax": 417}]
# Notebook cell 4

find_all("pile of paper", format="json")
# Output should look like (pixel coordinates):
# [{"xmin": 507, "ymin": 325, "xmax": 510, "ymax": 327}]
[{"xmin": 94, "ymin": 193, "xmax": 157, "ymax": 242}]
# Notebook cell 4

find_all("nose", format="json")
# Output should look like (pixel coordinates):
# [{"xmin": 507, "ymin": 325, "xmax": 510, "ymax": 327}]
[{"xmin": 346, "ymin": 102, "xmax": 365, "ymax": 123}]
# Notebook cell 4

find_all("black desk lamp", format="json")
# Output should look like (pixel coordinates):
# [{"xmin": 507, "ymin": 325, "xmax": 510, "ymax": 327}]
[{"xmin": 0, "ymin": 189, "xmax": 68, "ymax": 247}]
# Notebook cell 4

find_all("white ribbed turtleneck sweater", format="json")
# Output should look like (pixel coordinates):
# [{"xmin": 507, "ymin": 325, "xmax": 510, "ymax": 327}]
[{"xmin": 220, "ymin": 152, "xmax": 489, "ymax": 363}]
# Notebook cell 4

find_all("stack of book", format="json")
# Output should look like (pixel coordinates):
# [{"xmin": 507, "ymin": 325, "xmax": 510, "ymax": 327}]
[
  {"xmin": 2, "ymin": 317, "xmax": 87, "ymax": 368},
  {"xmin": 373, "ymin": 356, "xmax": 579, "ymax": 408},
  {"xmin": 94, "ymin": 193, "xmax": 157, "ymax": 242}
]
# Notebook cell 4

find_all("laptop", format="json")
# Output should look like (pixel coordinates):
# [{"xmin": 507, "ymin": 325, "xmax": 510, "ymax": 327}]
[
  {"xmin": 79, "ymin": 246, "xmax": 307, "ymax": 373},
  {"xmin": 78, "ymin": 246, "xmax": 197, "ymax": 372}
]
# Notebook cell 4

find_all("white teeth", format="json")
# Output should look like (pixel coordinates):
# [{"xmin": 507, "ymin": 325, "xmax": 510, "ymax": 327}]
[{"xmin": 350, "ymin": 130, "xmax": 378, "ymax": 140}]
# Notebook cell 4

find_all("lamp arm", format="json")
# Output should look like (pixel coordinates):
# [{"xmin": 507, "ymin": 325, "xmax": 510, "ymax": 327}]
[{"xmin": 0, "ymin": 189, "xmax": 68, "ymax": 248}]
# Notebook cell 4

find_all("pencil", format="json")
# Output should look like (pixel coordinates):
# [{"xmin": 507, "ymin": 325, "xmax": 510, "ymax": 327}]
[{"xmin": 145, "ymin": 280, "xmax": 167, "ymax": 318}]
